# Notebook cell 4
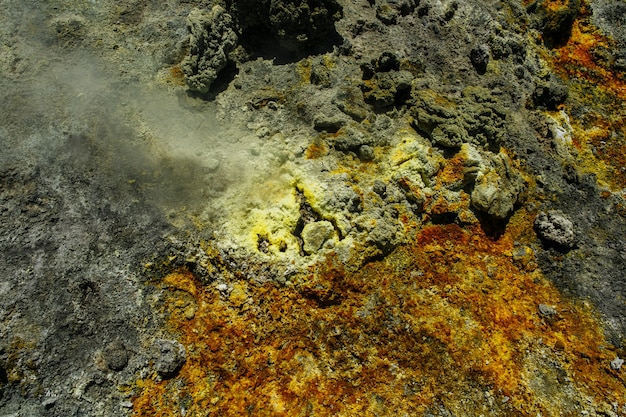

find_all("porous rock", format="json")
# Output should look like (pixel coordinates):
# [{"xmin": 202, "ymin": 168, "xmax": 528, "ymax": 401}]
[
  {"xmin": 355, "ymin": 207, "xmax": 402, "ymax": 255},
  {"xmin": 610, "ymin": 357, "xmax": 624, "ymax": 370},
  {"xmin": 182, "ymin": 6, "xmax": 238, "ymax": 94},
  {"xmin": 532, "ymin": 76, "xmax": 569, "ymax": 110},
  {"xmin": 538, "ymin": 303, "xmax": 557, "ymax": 317},
  {"xmin": 362, "ymin": 70, "xmax": 413, "ymax": 109},
  {"xmin": 534, "ymin": 210, "xmax": 575, "ymax": 248},
  {"xmin": 409, "ymin": 87, "xmax": 508, "ymax": 149},
  {"xmin": 227, "ymin": 0, "xmax": 343, "ymax": 53},
  {"xmin": 470, "ymin": 44, "xmax": 490, "ymax": 75}
]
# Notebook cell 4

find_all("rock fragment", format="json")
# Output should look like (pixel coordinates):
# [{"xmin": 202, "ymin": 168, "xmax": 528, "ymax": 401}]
[
  {"xmin": 532, "ymin": 76, "xmax": 568, "ymax": 110},
  {"xmin": 408, "ymin": 87, "xmax": 508, "ymax": 149},
  {"xmin": 528, "ymin": 0, "xmax": 581, "ymax": 46},
  {"xmin": 376, "ymin": 3, "xmax": 398, "ymax": 24},
  {"xmin": 229, "ymin": 0, "xmax": 343, "ymax": 54},
  {"xmin": 154, "ymin": 339, "xmax": 186, "ymax": 378},
  {"xmin": 301, "ymin": 221, "xmax": 334, "ymax": 254},
  {"xmin": 610, "ymin": 357, "xmax": 624, "ymax": 370},
  {"xmin": 362, "ymin": 70, "xmax": 414, "ymax": 110},
  {"xmin": 534, "ymin": 211, "xmax": 575, "ymax": 248},
  {"xmin": 538, "ymin": 303, "xmax": 557, "ymax": 318}
]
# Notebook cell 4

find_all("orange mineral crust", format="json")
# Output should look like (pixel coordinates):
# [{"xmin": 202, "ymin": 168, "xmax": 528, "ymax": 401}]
[
  {"xmin": 133, "ymin": 216, "xmax": 625, "ymax": 416},
  {"xmin": 545, "ymin": 4, "xmax": 626, "ymax": 188}
]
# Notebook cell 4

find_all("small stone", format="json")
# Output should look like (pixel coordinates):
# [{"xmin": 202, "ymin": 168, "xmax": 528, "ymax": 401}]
[
  {"xmin": 358, "ymin": 145, "xmax": 375, "ymax": 161},
  {"xmin": 313, "ymin": 112, "xmax": 347, "ymax": 132},
  {"xmin": 301, "ymin": 221, "xmax": 334, "ymax": 254},
  {"xmin": 255, "ymin": 126, "xmax": 271, "ymax": 139},
  {"xmin": 610, "ymin": 357, "xmax": 624, "ymax": 370},
  {"xmin": 102, "ymin": 340, "xmax": 129, "ymax": 372},
  {"xmin": 182, "ymin": 6, "xmax": 238, "ymax": 94},
  {"xmin": 120, "ymin": 401, "xmax": 134, "ymax": 409},
  {"xmin": 376, "ymin": 4, "xmax": 398, "ymax": 24},
  {"xmin": 512, "ymin": 245, "xmax": 537, "ymax": 271},
  {"xmin": 373, "ymin": 180, "xmax": 387, "ymax": 197},
  {"xmin": 534, "ymin": 211, "xmax": 575, "ymax": 248},
  {"xmin": 204, "ymin": 158, "xmax": 220, "ymax": 172},
  {"xmin": 154, "ymin": 339, "xmax": 186, "ymax": 377},
  {"xmin": 538, "ymin": 303, "xmax": 557, "ymax": 317}
]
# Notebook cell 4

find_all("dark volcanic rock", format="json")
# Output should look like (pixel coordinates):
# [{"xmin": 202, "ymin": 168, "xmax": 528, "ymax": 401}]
[
  {"xmin": 527, "ymin": 0, "xmax": 581, "ymax": 46},
  {"xmin": 227, "ymin": 0, "xmax": 344, "ymax": 57},
  {"xmin": 470, "ymin": 44, "xmax": 490, "ymax": 75},
  {"xmin": 532, "ymin": 75, "xmax": 569, "ymax": 110}
]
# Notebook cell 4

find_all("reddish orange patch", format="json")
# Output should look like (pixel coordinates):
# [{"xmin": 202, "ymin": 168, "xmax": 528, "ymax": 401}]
[
  {"xmin": 543, "ymin": 5, "xmax": 626, "ymax": 188},
  {"xmin": 132, "ymin": 210, "xmax": 625, "ymax": 416},
  {"xmin": 166, "ymin": 66, "xmax": 186, "ymax": 86},
  {"xmin": 305, "ymin": 141, "xmax": 328, "ymax": 159}
]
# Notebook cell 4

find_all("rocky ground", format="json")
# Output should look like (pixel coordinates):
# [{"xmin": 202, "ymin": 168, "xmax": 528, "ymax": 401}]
[{"xmin": 1, "ymin": 0, "xmax": 626, "ymax": 416}]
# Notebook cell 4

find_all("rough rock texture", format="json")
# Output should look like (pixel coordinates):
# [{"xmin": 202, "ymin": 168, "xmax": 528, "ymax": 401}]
[
  {"xmin": 227, "ymin": 0, "xmax": 344, "ymax": 56},
  {"xmin": 182, "ymin": 6, "xmax": 238, "ymax": 94},
  {"xmin": 2, "ymin": 0, "xmax": 626, "ymax": 416},
  {"xmin": 534, "ymin": 210, "xmax": 576, "ymax": 248},
  {"xmin": 528, "ymin": 0, "xmax": 582, "ymax": 47},
  {"xmin": 153, "ymin": 339, "xmax": 187, "ymax": 377}
]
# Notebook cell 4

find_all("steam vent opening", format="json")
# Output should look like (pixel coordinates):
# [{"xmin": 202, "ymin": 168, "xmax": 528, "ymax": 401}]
[{"xmin": 1, "ymin": 0, "xmax": 626, "ymax": 416}]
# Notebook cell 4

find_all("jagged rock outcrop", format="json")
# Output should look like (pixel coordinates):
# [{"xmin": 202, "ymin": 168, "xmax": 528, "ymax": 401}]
[{"xmin": 182, "ymin": 6, "xmax": 238, "ymax": 94}]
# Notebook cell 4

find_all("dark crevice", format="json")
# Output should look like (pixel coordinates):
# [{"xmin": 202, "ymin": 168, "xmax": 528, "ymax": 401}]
[
  {"xmin": 474, "ymin": 210, "xmax": 510, "ymax": 240},
  {"xmin": 429, "ymin": 212, "xmax": 458, "ymax": 225}
]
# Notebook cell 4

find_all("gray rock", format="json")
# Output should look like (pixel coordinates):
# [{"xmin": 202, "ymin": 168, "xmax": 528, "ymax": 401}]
[
  {"xmin": 182, "ymin": 6, "xmax": 238, "ymax": 94},
  {"xmin": 528, "ymin": 0, "xmax": 581, "ymax": 46},
  {"xmin": 610, "ymin": 356, "xmax": 624, "ymax": 370},
  {"xmin": 534, "ymin": 211, "xmax": 575, "ymax": 248},
  {"xmin": 333, "ymin": 86, "xmax": 369, "ymax": 122},
  {"xmin": 431, "ymin": 123, "xmax": 467, "ymax": 148},
  {"xmin": 313, "ymin": 111, "xmax": 348, "ymax": 132},
  {"xmin": 376, "ymin": 3, "xmax": 399, "ymax": 24},
  {"xmin": 334, "ymin": 125, "xmax": 374, "ymax": 153},
  {"xmin": 373, "ymin": 180, "xmax": 387, "ymax": 198},
  {"xmin": 355, "ymin": 207, "xmax": 402, "ymax": 256},
  {"xmin": 409, "ymin": 87, "xmax": 508, "ymax": 149},
  {"xmin": 363, "ymin": 70, "xmax": 414, "ymax": 109},
  {"xmin": 538, "ymin": 303, "xmax": 557, "ymax": 317},
  {"xmin": 358, "ymin": 145, "xmax": 375, "ymax": 161},
  {"xmin": 154, "ymin": 339, "xmax": 186, "ymax": 377},
  {"xmin": 301, "ymin": 221, "xmax": 334, "ymax": 254}
]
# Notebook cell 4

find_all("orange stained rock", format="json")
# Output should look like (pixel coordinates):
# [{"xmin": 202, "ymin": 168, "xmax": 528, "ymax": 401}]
[
  {"xmin": 165, "ymin": 65, "xmax": 186, "ymax": 86},
  {"xmin": 543, "ymin": 5, "xmax": 626, "ymax": 188},
  {"xmin": 544, "ymin": 0, "xmax": 579, "ymax": 13},
  {"xmin": 436, "ymin": 152, "xmax": 466, "ymax": 188},
  {"xmin": 132, "ymin": 209, "xmax": 625, "ymax": 416},
  {"xmin": 305, "ymin": 141, "xmax": 329, "ymax": 159}
]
